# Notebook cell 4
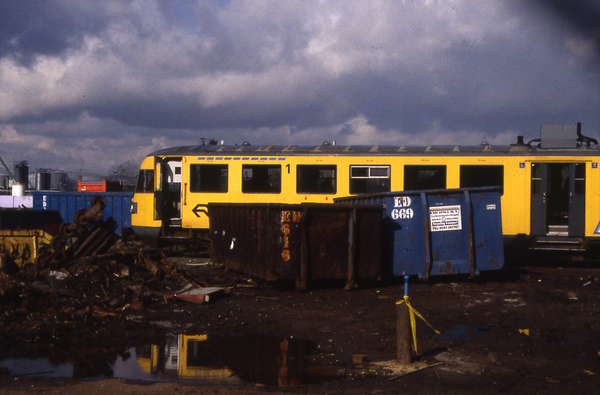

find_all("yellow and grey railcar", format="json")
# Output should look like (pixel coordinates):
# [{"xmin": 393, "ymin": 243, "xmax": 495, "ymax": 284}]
[{"xmin": 131, "ymin": 124, "xmax": 600, "ymax": 256}]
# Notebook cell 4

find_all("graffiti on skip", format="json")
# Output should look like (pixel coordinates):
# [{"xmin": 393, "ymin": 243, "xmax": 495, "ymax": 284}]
[
  {"xmin": 391, "ymin": 196, "xmax": 414, "ymax": 220},
  {"xmin": 280, "ymin": 210, "xmax": 302, "ymax": 262},
  {"xmin": 0, "ymin": 242, "xmax": 31, "ymax": 266}
]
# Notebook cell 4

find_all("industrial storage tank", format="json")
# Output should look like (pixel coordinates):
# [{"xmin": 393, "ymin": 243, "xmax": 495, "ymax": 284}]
[
  {"xmin": 13, "ymin": 161, "xmax": 28, "ymax": 186},
  {"xmin": 51, "ymin": 172, "xmax": 68, "ymax": 191},
  {"xmin": 35, "ymin": 169, "xmax": 52, "ymax": 190},
  {"xmin": 0, "ymin": 174, "xmax": 8, "ymax": 189}
]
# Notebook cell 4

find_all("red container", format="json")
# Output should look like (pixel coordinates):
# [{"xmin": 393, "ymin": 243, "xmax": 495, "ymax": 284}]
[{"xmin": 78, "ymin": 180, "xmax": 122, "ymax": 192}]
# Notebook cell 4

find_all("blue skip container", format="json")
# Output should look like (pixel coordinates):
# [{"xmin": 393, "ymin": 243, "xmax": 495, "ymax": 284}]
[
  {"xmin": 32, "ymin": 191, "xmax": 133, "ymax": 236},
  {"xmin": 335, "ymin": 187, "xmax": 504, "ymax": 280}
]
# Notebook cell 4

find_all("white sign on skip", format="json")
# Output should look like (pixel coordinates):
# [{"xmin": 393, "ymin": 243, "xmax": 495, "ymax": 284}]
[{"xmin": 429, "ymin": 205, "xmax": 462, "ymax": 232}]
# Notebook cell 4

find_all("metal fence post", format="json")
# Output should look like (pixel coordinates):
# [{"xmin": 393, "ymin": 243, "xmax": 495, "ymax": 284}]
[{"xmin": 397, "ymin": 275, "xmax": 412, "ymax": 364}]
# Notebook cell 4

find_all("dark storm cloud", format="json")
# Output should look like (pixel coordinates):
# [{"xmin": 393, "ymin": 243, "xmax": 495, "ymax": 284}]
[
  {"xmin": 0, "ymin": 0, "xmax": 599, "ymax": 175},
  {"xmin": 0, "ymin": 1, "xmax": 108, "ymax": 67},
  {"xmin": 535, "ymin": 0, "xmax": 600, "ymax": 80},
  {"xmin": 540, "ymin": 0, "xmax": 600, "ymax": 40}
]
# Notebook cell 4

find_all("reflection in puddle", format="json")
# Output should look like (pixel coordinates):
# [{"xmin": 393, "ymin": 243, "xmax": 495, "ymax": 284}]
[
  {"xmin": 1, "ymin": 334, "xmax": 344, "ymax": 386},
  {"xmin": 434, "ymin": 324, "xmax": 495, "ymax": 342},
  {"xmin": 435, "ymin": 324, "xmax": 474, "ymax": 342},
  {"xmin": 136, "ymin": 334, "xmax": 240, "ymax": 383}
]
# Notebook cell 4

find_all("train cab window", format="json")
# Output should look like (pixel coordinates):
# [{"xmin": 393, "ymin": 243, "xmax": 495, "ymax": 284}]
[
  {"xmin": 135, "ymin": 170, "xmax": 154, "ymax": 193},
  {"xmin": 297, "ymin": 165, "xmax": 336, "ymax": 194},
  {"xmin": 460, "ymin": 165, "xmax": 504, "ymax": 194},
  {"xmin": 190, "ymin": 164, "xmax": 228, "ymax": 193},
  {"xmin": 350, "ymin": 165, "xmax": 391, "ymax": 194},
  {"xmin": 242, "ymin": 165, "xmax": 281, "ymax": 193},
  {"xmin": 404, "ymin": 165, "xmax": 446, "ymax": 190}
]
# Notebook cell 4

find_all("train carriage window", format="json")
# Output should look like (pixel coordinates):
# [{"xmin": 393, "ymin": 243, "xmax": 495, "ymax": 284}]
[
  {"xmin": 242, "ymin": 165, "xmax": 281, "ymax": 193},
  {"xmin": 404, "ymin": 165, "xmax": 446, "ymax": 190},
  {"xmin": 190, "ymin": 164, "xmax": 228, "ymax": 193},
  {"xmin": 460, "ymin": 165, "xmax": 504, "ymax": 194},
  {"xmin": 135, "ymin": 170, "xmax": 154, "ymax": 193},
  {"xmin": 297, "ymin": 165, "xmax": 336, "ymax": 194},
  {"xmin": 350, "ymin": 165, "xmax": 391, "ymax": 194}
]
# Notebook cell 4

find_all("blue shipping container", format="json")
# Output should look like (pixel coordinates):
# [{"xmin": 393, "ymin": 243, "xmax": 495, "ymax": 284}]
[
  {"xmin": 335, "ymin": 187, "xmax": 504, "ymax": 280},
  {"xmin": 32, "ymin": 192, "xmax": 133, "ymax": 236}
]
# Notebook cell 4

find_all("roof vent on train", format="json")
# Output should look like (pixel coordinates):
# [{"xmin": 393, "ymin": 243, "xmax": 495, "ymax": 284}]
[
  {"xmin": 509, "ymin": 135, "xmax": 531, "ymax": 151},
  {"xmin": 200, "ymin": 138, "xmax": 218, "ymax": 145},
  {"xmin": 513, "ymin": 136, "xmax": 527, "ymax": 146}
]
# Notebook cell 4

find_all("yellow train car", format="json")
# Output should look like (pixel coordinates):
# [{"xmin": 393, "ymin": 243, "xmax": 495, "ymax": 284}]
[{"xmin": 131, "ymin": 124, "xmax": 600, "ymax": 257}]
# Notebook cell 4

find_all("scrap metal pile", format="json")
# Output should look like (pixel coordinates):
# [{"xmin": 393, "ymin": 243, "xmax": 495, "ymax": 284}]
[
  {"xmin": 0, "ymin": 199, "xmax": 222, "ymax": 356},
  {"xmin": 0, "ymin": 243, "xmax": 204, "ymax": 314},
  {"xmin": 0, "ymin": 246, "xmax": 215, "ymax": 359},
  {"xmin": 34, "ymin": 196, "xmax": 119, "ymax": 266}
]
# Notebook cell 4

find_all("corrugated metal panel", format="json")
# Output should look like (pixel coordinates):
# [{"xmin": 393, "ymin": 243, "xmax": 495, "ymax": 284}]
[
  {"xmin": 335, "ymin": 187, "xmax": 504, "ymax": 280},
  {"xmin": 209, "ymin": 203, "xmax": 382, "ymax": 289},
  {"xmin": 31, "ymin": 192, "xmax": 132, "ymax": 235}
]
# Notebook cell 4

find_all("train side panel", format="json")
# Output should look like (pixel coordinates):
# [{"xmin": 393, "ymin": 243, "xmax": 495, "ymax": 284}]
[{"xmin": 131, "ymin": 143, "xmax": 600, "ymax": 255}]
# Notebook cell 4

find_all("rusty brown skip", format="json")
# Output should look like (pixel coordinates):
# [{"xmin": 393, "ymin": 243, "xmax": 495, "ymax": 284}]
[{"xmin": 208, "ymin": 203, "xmax": 383, "ymax": 290}]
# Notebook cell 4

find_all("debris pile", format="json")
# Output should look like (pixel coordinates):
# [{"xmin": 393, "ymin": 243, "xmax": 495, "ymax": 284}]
[
  {"xmin": 0, "ymin": 197, "xmax": 229, "ymax": 358},
  {"xmin": 35, "ymin": 196, "xmax": 118, "ymax": 266},
  {"xmin": 0, "ymin": 241, "xmax": 219, "ymax": 356},
  {"xmin": 2, "ymin": 243, "xmax": 201, "ymax": 307}
]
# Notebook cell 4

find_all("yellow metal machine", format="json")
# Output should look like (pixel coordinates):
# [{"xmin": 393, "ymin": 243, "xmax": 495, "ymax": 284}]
[
  {"xmin": 0, "ymin": 210, "xmax": 63, "ymax": 267},
  {"xmin": 0, "ymin": 228, "xmax": 54, "ymax": 267}
]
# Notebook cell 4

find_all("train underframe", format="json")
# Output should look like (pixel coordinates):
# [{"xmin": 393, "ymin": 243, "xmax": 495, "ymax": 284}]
[{"xmin": 133, "ymin": 225, "xmax": 211, "ymax": 256}]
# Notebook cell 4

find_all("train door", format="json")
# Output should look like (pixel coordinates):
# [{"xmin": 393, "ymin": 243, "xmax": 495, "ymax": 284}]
[
  {"xmin": 154, "ymin": 158, "xmax": 183, "ymax": 227},
  {"xmin": 154, "ymin": 158, "xmax": 163, "ymax": 220},
  {"xmin": 530, "ymin": 163, "xmax": 585, "ymax": 237}
]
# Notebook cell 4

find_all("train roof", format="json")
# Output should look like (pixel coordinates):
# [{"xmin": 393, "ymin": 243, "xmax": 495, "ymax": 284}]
[{"xmin": 149, "ymin": 141, "xmax": 600, "ymax": 157}]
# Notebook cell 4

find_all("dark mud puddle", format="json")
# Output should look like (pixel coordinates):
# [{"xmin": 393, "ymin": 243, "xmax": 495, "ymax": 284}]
[{"xmin": 1, "ymin": 333, "xmax": 345, "ymax": 386}]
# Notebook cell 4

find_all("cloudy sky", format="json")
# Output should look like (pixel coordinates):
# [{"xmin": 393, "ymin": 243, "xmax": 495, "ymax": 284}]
[{"xmin": 0, "ymin": 0, "xmax": 599, "ymax": 179}]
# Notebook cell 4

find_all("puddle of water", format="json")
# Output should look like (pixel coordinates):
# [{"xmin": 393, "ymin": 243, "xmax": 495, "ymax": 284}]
[
  {"xmin": 529, "ymin": 330, "xmax": 585, "ymax": 345},
  {"xmin": 435, "ymin": 324, "xmax": 472, "ymax": 342},
  {"xmin": 434, "ymin": 324, "xmax": 492, "ymax": 342},
  {"xmin": 433, "ymin": 325, "xmax": 585, "ymax": 347},
  {"xmin": 0, "ymin": 334, "xmax": 344, "ymax": 387}
]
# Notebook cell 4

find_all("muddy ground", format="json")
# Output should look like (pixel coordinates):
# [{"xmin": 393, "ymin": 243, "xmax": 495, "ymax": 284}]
[{"xmin": 0, "ymin": 243, "xmax": 599, "ymax": 394}]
